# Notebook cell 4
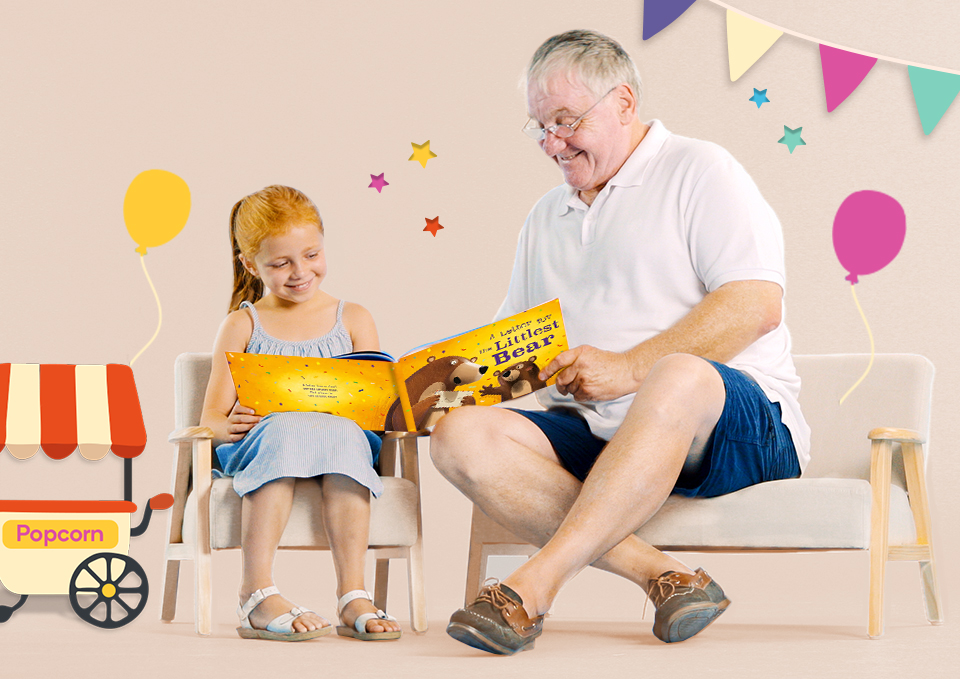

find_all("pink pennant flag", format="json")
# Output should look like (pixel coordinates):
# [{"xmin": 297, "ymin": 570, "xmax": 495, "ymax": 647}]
[{"xmin": 819, "ymin": 44, "xmax": 877, "ymax": 112}]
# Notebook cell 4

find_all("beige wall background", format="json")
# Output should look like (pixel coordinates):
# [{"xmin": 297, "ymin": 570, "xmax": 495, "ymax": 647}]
[{"xmin": 1, "ymin": 0, "xmax": 957, "ymax": 642}]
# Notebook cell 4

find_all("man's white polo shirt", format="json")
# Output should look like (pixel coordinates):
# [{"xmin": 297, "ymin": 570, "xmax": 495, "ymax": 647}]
[{"xmin": 497, "ymin": 120, "xmax": 811, "ymax": 470}]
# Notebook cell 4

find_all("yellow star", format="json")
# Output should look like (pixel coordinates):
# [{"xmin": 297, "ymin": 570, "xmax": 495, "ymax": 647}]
[{"xmin": 408, "ymin": 140, "xmax": 438, "ymax": 168}]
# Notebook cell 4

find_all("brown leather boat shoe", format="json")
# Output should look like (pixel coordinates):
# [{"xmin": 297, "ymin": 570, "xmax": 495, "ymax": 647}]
[
  {"xmin": 446, "ymin": 582, "xmax": 543, "ymax": 655},
  {"xmin": 647, "ymin": 568, "xmax": 731, "ymax": 643}
]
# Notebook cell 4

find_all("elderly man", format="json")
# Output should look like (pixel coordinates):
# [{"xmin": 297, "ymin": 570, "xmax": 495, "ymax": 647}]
[{"xmin": 430, "ymin": 30, "xmax": 810, "ymax": 655}]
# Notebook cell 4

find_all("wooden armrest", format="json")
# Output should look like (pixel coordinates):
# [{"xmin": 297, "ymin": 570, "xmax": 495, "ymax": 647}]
[
  {"xmin": 383, "ymin": 430, "xmax": 430, "ymax": 440},
  {"xmin": 869, "ymin": 428, "xmax": 924, "ymax": 444},
  {"xmin": 168, "ymin": 427, "xmax": 215, "ymax": 443},
  {"xmin": 376, "ymin": 430, "xmax": 425, "ymax": 485}
]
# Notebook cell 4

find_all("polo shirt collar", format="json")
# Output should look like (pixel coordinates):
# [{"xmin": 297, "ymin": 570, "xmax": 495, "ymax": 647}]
[{"xmin": 559, "ymin": 119, "xmax": 670, "ymax": 215}]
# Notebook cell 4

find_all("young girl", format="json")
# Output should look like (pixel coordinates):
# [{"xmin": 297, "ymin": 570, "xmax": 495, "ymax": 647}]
[{"xmin": 200, "ymin": 185, "xmax": 402, "ymax": 642}]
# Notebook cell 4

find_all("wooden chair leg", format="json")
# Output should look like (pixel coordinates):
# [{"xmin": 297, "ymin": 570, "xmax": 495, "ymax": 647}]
[
  {"xmin": 900, "ymin": 442, "xmax": 944, "ymax": 625},
  {"xmin": 868, "ymin": 439, "xmax": 892, "ymax": 639},
  {"xmin": 193, "ymin": 439, "xmax": 213, "ymax": 636},
  {"xmin": 464, "ymin": 505, "xmax": 536, "ymax": 605},
  {"xmin": 397, "ymin": 434, "xmax": 428, "ymax": 634},
  {"xmin": 162, "ymin": 439, "xmax": 192, "ymax": 622},
  {"xmin": 373, "ymin": 557, "xmax": 390, "ymax": 613},
  {"xmin": 465, "ymin": 509, "xmax": 485, "ymax": 607},
  {"xmin": 160, "ymin": 559, "xmax": 181, "ymax": 622},
  {"xmin": 407, "ymin": 538, "xmax": 428, "ymax": 634}
]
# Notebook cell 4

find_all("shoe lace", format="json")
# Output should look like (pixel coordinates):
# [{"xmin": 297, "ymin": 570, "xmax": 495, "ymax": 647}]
[
  {"xmin": 475, "ymin": 579, "xmax": 544, "ymax": 630},
  {"xmin": 476, "ymin": 579, "xmax": 520, "ymax": 613},
  {"xmin": 642, "ymin": 573, "xmax": 694, "ymax": 619}
]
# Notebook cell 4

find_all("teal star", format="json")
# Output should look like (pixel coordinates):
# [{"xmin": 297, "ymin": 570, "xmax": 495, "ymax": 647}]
[
  {"xmin": 749, "ymin": 88, "xmax": 769, "ymax": 108},
  {"xmin": 778, "ymin": 126, "xmax": 806, "ymax": 154}
]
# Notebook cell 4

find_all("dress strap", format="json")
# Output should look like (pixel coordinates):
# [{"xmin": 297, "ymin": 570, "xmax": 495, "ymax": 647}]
[
  {"xmin": 336, "ymin": 299, "xmax": 345, "ymax": 323},
  {"xmin": 239, "ymin": 301, "xmax": 262, "ymax": 330}
]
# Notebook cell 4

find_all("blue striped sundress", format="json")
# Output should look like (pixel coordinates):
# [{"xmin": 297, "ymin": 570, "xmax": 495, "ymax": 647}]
[{"xmin": 214, "ymin": 300, "xmax": 384, "ymax": 498}]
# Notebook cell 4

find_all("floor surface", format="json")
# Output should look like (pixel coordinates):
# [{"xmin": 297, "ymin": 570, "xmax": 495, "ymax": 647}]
[{"xmin": 2, "ymin": 594, "xmax": 956, "ymax": 679}]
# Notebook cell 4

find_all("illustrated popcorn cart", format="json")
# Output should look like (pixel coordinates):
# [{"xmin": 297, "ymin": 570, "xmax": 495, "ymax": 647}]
[{"xmin": 0, "ymin": 363, "xmax": 172, "ymax": 628}]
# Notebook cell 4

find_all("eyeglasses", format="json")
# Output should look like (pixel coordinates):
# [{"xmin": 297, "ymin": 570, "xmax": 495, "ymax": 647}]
[{"xmin": 522, "ymin": 86, "xmax": 618, "ymax": 142}]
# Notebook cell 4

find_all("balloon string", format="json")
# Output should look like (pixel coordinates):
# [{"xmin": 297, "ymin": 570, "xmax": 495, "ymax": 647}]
[
  {"xmin": 839, "ymin": 284, "xmax": 875, "ymax": 405},
  {"xmin": 130, "ymin": 255, "xmax": 162, "ymax": 366}
]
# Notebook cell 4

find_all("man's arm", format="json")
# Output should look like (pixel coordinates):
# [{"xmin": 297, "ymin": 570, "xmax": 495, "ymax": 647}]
[{"xmin": 541, "ymin": 280, "xmax": 782, "ymax": 402}]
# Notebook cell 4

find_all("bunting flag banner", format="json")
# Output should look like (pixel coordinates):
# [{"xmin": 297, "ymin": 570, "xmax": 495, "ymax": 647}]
[
  {"xmin": 643, "ymin": 0, "xmax": 698, "ymax": 40},
  {"xmin": 726, "ymin": 9, "xmax": 783, "ymax": 82},
  {"xmin": 659, "ymin": 1, "xmax": 960, "ymax": 136},
  {"xmin": 908, "ymin": 66, "xmax": 960, "ymax": 135},
  {"xmin": 819, "ymin": 44, "xmax": 878, "ymax": 112}
]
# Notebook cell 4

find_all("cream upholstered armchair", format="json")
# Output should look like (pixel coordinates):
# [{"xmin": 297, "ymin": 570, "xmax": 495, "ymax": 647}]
[
  {"xmin": 159, "ymin": 352, "xmax": 427, "ymax": 636},
  {"xmin": 464, "ymin": 354, "xmax": 942, "ymax": 638}
]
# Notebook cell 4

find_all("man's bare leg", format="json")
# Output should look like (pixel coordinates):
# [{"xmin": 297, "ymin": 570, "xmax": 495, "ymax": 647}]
[
  {"xmin": 431, "ymin": 354, "xmax": 725, "ymax": 616},
  {"xmin": 431, "ymin": 408, "xmax": 686, "ymax": 591}
]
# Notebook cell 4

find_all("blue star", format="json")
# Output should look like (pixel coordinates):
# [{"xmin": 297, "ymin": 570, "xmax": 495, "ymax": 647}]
[
  {"xmin": 778, "ymin": 126, "xmax": 806, "ymax": 154},
  {"xmin": 749, "ymin": 88, "xmax": 770, "ymax": 108}
]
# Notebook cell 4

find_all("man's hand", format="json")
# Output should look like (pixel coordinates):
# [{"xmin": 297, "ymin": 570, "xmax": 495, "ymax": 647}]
[
  {"xmin": 225, "ymin": 403, "xmax": 262, "ymax": 442},
  {"xmin": 539, "ymin": 345, "xmax": 642, "ymax": 402}
]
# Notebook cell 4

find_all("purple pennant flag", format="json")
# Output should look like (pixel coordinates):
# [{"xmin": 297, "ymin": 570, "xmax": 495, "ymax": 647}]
[
  {"xmin": 643, "ymin": 0, "xmax": 698, "ymax": 40},
  {"xmin": 819, "ymin": 44, "xmax": 878, "ymax": 112}
]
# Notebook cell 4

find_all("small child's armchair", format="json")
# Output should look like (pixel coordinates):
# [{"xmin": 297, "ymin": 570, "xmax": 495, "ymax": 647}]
[{"xmin": 159, "ymin": 352, "xmax": 427, "ymax": 636}]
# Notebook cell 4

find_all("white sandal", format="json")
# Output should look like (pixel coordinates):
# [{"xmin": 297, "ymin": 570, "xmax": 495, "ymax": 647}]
[
  {"xmin": 336, "ymin": 590, "xmax": 402, "ymax": 641},
  {"xmin": 237, "ymin": 586, "xmax": 332, "ymax": 641}
]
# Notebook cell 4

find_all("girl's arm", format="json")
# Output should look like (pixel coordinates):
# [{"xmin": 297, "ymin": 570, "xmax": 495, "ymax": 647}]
[
  {"xmin": 199, "ymin": 310, "xmax": 260, "ymax": 447},
  {"xmin": 342, "ymin": 302, "xmax": 380, "ymax": 352}
]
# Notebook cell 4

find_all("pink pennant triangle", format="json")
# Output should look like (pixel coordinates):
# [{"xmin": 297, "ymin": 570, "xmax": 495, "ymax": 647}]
[{"xmin": 820, "ymin": 44, "xmax": 877, "ymax": 112}]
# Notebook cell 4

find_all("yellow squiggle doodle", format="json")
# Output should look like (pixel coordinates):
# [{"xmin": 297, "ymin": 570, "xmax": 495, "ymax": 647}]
[{"xmin": 839, "ymin": 284, "xmax": 874, "ymax": 405}]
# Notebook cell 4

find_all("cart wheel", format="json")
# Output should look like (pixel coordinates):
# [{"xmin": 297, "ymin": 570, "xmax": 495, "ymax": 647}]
[{"xmin": 69, "ymin": 553, "xmax": 149, "ymax": 629}]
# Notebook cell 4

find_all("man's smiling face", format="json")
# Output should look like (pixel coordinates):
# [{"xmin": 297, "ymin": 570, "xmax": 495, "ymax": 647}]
[{"xmin": 526, "ymin": 73, "xmax": 633, "ymax": 203}]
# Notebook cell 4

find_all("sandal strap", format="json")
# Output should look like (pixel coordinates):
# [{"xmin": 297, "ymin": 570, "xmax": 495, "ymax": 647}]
[
  {"xmin": 238, "ymin": 587, "xmax": 321, "ymax": 633},
  {"xmin": 337, "ymin": 589, "xmax": 373, "ymax": 615},
  {"xmin": 238, "ymin": 585, "xmax": 281, "ymax": 622},
  {"xmin": 265, "ymin": 606, "xmax": 317, "ymax": 634},
  {"xmin": 352, "ymin": 609, "xmax": 397, "ymax": 634}
]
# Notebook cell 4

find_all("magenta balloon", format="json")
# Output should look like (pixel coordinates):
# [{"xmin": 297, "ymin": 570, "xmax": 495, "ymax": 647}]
[{"xmin": 832, "ymin": 190, "xmax": 906, "ymax": 284}]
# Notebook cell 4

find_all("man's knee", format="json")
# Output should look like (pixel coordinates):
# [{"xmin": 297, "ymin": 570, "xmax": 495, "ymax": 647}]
[
  {"xmin": 648, "ymin": 354, "xmax": 721, "ymax": 392},
  {"xmin": 429, "ymin": 406, "xmax": 491, "ymax": 479},
  {"xmin": 636, "ymin": 354, "xmax": 725, "ymax": 419}
]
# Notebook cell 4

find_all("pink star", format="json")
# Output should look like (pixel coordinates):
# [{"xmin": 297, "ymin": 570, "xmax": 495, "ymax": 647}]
[{"xmin": 368, "ymin": 173, "xmax": 389, "ymax": 193}]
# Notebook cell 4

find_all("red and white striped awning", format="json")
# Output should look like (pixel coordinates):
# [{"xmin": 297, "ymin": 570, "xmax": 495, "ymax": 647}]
[{"xmin": 0, "ymin": 364, "xmax": 147, "ymax": 461}]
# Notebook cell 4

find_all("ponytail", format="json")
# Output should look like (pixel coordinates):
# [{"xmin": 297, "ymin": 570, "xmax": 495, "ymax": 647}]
[{"xmin": 228, "ymin": 198, "xmax": 263, "ymax": 312}]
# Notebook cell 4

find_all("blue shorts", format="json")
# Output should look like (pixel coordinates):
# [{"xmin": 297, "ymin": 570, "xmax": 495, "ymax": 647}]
[{"xmin": 511, "ymin": 360, "xmax": 800, "ymax": 498}]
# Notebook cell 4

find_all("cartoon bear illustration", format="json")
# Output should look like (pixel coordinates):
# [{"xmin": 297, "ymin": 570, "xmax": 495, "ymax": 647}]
[
  {"xmin": 385, "ymin": 355, "xmax": 488, "ymax": 430},
  {"xmin": 479, "ymin": 357, "xmax": 547, "ymax": 403}
]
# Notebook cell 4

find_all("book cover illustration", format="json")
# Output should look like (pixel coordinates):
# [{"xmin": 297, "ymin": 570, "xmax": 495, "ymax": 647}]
[
  {"xmin": 226, "ymin": 353, "xmax": 399, "ymax": 431},
  {"xmin": 228, "ymin": 299, "xmax": 568, "ymax": 431}
]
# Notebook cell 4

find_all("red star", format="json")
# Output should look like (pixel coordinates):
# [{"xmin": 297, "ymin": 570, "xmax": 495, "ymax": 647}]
[{"xmin": 423, "ymin": 216, "xmax": 444, "ymax": 237}]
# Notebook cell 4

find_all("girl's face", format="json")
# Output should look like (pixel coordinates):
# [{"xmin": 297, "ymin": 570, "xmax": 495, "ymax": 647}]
[{"xmin": 241, "ymin": 223, "xmax": 326, "ymax": 304}]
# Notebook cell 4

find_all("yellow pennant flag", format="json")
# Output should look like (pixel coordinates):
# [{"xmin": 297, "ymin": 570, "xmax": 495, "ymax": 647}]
[{"xmin": 726, "ymin": 10, "xmax": 783, "ymax": 82}]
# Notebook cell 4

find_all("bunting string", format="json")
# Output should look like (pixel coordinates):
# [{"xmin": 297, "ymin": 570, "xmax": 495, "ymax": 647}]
[{"xmin": 706, "ymin": 1, "xmax": 960, "ymax": 75}]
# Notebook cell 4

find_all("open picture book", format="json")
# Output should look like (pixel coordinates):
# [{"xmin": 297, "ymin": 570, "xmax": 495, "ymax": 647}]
[{"xmin": 227, "ymin": 299, "xmax": 568, "ymax": 431}]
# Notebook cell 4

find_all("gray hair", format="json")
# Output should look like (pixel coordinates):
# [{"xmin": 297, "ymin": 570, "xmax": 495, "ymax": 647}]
[{"xmin": 525, "ymin": 30, "xmax": 643, "ymax": 109}]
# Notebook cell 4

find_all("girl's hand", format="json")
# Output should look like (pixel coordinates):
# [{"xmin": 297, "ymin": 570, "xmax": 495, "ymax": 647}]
[{"xmin": 225, "ymin": 403, "xmax": 261, "ymax": 442}]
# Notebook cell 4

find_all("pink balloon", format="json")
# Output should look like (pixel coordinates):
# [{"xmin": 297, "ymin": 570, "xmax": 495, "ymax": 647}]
[{"xmin": 832, "ymin": 190, "xmax": 906, "ymax": 284}]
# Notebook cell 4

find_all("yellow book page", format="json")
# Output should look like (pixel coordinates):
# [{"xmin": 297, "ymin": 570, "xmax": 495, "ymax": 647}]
[
  {"xmin": 392, "ymin": 299, "xmax": 568, "ymax": 431},
  {"xmin": 227, "ymin": 353, "xmax": 399, "ymax": 431}
]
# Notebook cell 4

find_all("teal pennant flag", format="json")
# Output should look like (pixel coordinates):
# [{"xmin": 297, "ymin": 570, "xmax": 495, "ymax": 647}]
[{"xmin": 908, "ymin": 66, "xmax": 960, "ymax": 135}]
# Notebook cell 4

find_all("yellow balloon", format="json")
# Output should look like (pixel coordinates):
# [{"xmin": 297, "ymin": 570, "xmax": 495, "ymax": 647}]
[{"xmin": 123, "ymin": 169, "xmax": 191, "ymax": 255}]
